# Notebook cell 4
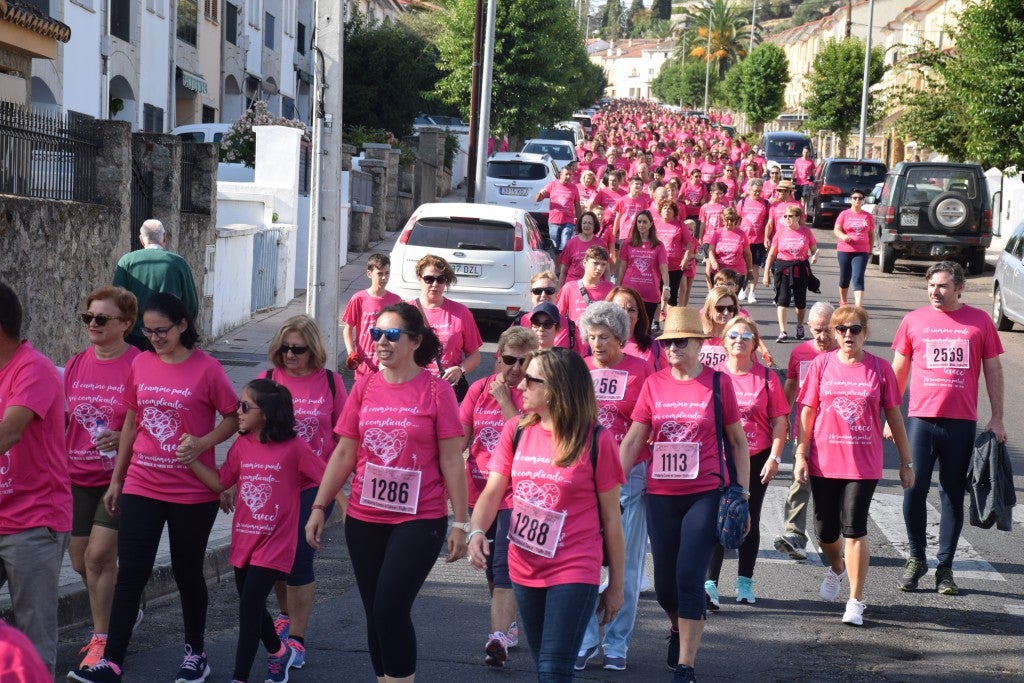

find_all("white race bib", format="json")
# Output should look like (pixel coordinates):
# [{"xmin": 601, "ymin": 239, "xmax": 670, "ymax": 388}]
[
  {"xmin": 650, "ymin": 442, "xmax": 700, "ymax": 480},
  {"xmin": 925, "ymin": 339, "xmax": 969, "ymax": 370},
  {"xmin": 509, "ymin": 496, "xmax": 567, "ymax": 558},
  {"xmin": 591, "ymin": 368, "xmax": 629, "ymax": 402},
  {"xmin": 360, "ymin": 462, "xmax": 421, "ymax": 515}
]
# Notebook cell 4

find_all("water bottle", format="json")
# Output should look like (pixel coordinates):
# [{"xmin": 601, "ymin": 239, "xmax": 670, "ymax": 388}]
[{"xmin": 92, "ymin": 418, "xmax": 117, "ymax": 472}]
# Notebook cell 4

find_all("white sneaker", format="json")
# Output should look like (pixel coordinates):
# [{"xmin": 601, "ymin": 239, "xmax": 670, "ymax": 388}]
[
  {"xmin": 747, "ymin": 291, "xmax": 757, "ymax": 304},
  {"xmin": 820, "ymin": 567, "xmax": 846, "ymax": 601},
  {"xmin": 842, "ymin": 598, "xmax": 865, "ymax": 626}
]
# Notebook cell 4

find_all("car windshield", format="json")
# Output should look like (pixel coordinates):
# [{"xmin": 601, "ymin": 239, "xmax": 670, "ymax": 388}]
[
  {"xmin": 406, "ymin": 218, "xmax": 513, "ymax": 251},
  {"xmin": 523, "ymin": 143, "xmax": 574, "ymax": 161},
  {"xmin": 825, "ymin": 163, "xmax": 886, "ymax": 185},
  {"xmin": 905, "ymin": 168, "xmax": 977, "ymax": 200},
  {"xmin": 764, "ymin": 139, "xmax": 807, "ymax": 157},
  {"xmin": 488, "ymin": 161, "xmax": 549, "ymax": 181}
]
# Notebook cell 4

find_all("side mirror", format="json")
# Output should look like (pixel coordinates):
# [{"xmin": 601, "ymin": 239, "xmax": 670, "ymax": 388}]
[{"xmin": 864, "ymin": 194, "xmax": 878, "ymax": 205}]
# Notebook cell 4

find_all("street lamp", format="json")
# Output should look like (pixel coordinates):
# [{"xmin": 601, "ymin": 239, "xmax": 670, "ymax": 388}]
[
  {"xmin": 703, "ymin": 1, "xmax": 712, "ymax": 112},
  {"xmin": 749, "ymin": 0, "xmax": 757, "ymax": 56}
]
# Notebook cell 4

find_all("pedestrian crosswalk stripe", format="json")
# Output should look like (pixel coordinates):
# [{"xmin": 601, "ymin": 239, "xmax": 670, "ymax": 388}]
[
  {"xmin": 758, "ymin": 485, "xmax": 823, "ymax": 566},
  {"xmin": 1003, "ymin": 603, "xmax": 1024, "ymax": 617},
  {"xmin": 869, "ymin": 493, "xmax": 1005, "ymax": 582}
]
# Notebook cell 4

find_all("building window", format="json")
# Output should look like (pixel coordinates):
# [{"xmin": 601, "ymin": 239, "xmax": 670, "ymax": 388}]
[
  {"xmin": 143, "ymin": 104, "xmax": 164, "ymax": 133},
  {"xmin": 296, "ymin": 22, "xmax": 306, "ymax": 54},
  {"xmin": 204, "ymin": 0, "xmax": 218, "ymax": 22},
  {"xmin": 282, "ymin": 96, "xmax": 294, "ymax": 119},
  {"xmin": 111, "ymin": 0, "xmax": 131, "ymax": 41},
  {"xmin": 178, "ymin": 0, "xmax": 198, "ymax": 45},
  {"xmin": 264, "ymin": 12, "xmax": 275, "ymax": 49},
  {"xmin": 225, "ymin": 3, "xmax": 238, "ymax": 44},
  {"xmin": 202, "ymin": 105, "xmax": 216, "ymax": 123}
]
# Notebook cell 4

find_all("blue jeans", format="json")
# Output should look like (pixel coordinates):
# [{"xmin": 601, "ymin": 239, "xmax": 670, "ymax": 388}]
[
  {"xmin": 646, "ymin": 490, "xmax": 720, "ymax": 621},
  {"xmin": 549, "ymin": 222, "xmax": 575, "ymax": 251},
  {"xmin": 581, "ymin": 462, "xmax": 647, "ymax": 658},
  {"xmin": 513, "ymin": 582, "xmax": 598, "ymax": 682},
  {"xmin": 903, "ymin": 416, "xmax": 976, "ymax": 569}
]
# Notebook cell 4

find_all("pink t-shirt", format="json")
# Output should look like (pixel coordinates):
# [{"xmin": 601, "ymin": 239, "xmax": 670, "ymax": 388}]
[
  {"xmin": 558, "ymin": 235, "xmax": 600, "ymax": 282},
  {"xmin": 720, "ymin": 364, "xmax": 788, "ymax": 455},
  {"xmin": 65, "ymin": 345, "xmax": 141, "ymax": 488},
  {"xmin": 122, "ymin": 350, "xmax": 239, "ymax": 504},
  {"xmin": 218, "ymin": 433, "xmax": 325, "ymax": 572},
  {"xmin": 0, "ymin": 621, "xmax": 51, "ymax": 682},
  {"xmin": 797, "ymin": 351, "xmax": 901, "ymax": 479},
  {"xmin": 587, "ymin": 354, "xmax": 652, "ymax": 444},
  {"xmin": 709, "ymin": 228, "xmax": 749, "ymax": 274},
  {"xmin": 261, "ymin": 367, "xmax": 346, "ymax": 466},
  {"xmin": 342, "ymin": 289, "xmax": 403, "ymax": 376},
  {"xmin": 0, "ymin": 341, "xmax": 72, "ymax": 533},
  {"xmin": 787, "ymin": 340, "xmax": 827, "ymax": 389},
  {"xmin": 772, "ymin": 225, "xmax": 816, "ymax": 262},
  {"xmin": 413, "ymin": 298, "xmax": 484, "ymax": 371},
  {"xmin": 654, "ymin": 217, "xmax": 686, "ymax": 270},
  {"xmin": 891, "ymin": 305, "xmax": 1003, "ymax": 421},
  {"xmin": 767, "ymin": 200, "xmax": 801, "ymax": 238},
  {"xmin": 488, "ymin": 420, "xmax": 624, "ymax": 588},
  {"xmin": 834, "ymin": 209, "xmax": 872, "ymax": 253},
  {"xmin": 335, "ymin": 370, "xmax": 464, "ymax": 523},
  {"xmin": 613, "ymin": 194, "xmax": 651, "ymax": 240},
  {"xmin": 699, "ymin": 202, "xmax": 726, "ymax": 244},
  {"xmin": 556, "ymin": 279, "xmax": 615, "ymax": 323},
  {"xmin": 459, "ymin": 376, "xmax": 523, "ymax": 509},
  {"xmin": 622, "ymin": 339, "xmax": 663, "ymax": 373},
  {"xmin": 718, "ymin": 176, "xmax": 739, "ymax": 204},
  {"xmin": 680, "ymin": 182, "xmax": 707, "ymax": 218},
  {"xmin": 794, "ymin": 157, "xmax": 815, "ymax": 185},
  {"xmin": 577, "ymin": 183, "xmax": 600, "ymax": 208},
  {"xmin": 738, "ymin": 197, "xmax": 770, "ymax": 245},
  {"xmin": 618, "ymin": 241, "xmax": 668, "ymax": 303},
  {"xmin": 544, "ymin": 180, "xmax": 580, "ymax": 224},
  {"xmin": 519, "ymin": 312, "xmax": 586, "ymax": 354},
  {"xmin": 699, "ymin": 339, "xmax": 727, "ymax": 368},
  {"xmin": 630, "ymin": 367, "xmax": 741, "ymax": 496}
]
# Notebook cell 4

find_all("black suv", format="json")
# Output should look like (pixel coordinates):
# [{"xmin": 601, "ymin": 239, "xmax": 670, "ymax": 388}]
[
  {"xmin": 804, "ymin": 159, "xmax": 887, "ymax": 228},
  {"xmin": 869, "ymin": 162, "xmax": 992, "ymax": 275}
]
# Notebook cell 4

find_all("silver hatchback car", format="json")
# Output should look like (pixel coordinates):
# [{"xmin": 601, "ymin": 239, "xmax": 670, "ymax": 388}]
[{"xmin": 992, "ymin": 221, "xmax": 1024, "ymax": 331}]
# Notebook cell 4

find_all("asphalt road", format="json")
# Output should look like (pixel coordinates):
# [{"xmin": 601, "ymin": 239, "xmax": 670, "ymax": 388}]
[{"xmin": 56, "ymin": 227, "xmax": 1024, "ymax": 682}]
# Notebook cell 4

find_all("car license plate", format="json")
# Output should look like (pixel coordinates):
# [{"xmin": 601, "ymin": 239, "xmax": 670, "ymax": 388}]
[
  {"xmin": 901, "ymin": 212, "xmax": 919, "ymax": 227},
  {"xmin": 453, "ymin": 263, "xmax": 483, "ymax": 277},
  {"xmin": 843, "ymin": 197, "xmax": 851, "ymax": 204},
  {"xmin": 500, "ymin": 186, "xmax": 529, "ymax": 197}
]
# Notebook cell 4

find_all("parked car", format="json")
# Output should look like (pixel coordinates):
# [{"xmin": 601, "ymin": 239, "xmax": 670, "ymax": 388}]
[
  {"xmin": 387, "ymin": 202, "xmax": 555, "ymax": 319},
  {"xmin": 869, "ymin": 161, "xmax": 992, "ymax": 275},
  {"xmin": 803, "ymin": 158, "xmax": 887, "ymax": 228},
  {"xmin": 992, "ymin": 221, "xmax": 1024, "ymax": 331},
  {"xmin": 571, "ymin": 113, "xmax": 593, "ymax": 134},
  {"xmin": 760, "ymin": 131, "xmax": 814, "ymax": 180},
  {"xmin": 536, "ymin": 127, "xmax": 578, "ymax": 147},
  {"xmin": 484, "ymin": 152, "xmax": 559, "ymax": 227},
  {"xmin": 171, "ymin": 123, "xmax": 232, "ymax": 143},
  {"xmin": 413, "ymin": 114, "xmax": 470, "ymax": 133},
  {"xmin": 521, "ymin": 139, "xmax": 577, "ymax": 170},
  {"xmin": 555, "ymin": 120, "xmax": 586, "ymax": 146}
]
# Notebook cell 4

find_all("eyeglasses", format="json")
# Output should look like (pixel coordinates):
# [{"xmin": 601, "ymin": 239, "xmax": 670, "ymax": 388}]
[
  {"xmin": 421, "ymin": 274, "xmax": 449, "ymax": 285},
  {"xmin": 531, "ymin": 286, "xmax": 557, "ymax": 296},
  {"xmin": 280, "ymin": 344, "xmax": 309, "ymax": 356},
  {"xmin": 369, "ymin": 327, "xmax": 409, "ymax": 342},
  {"xmin": 724, "ymin": 218, "xmax": 739, "ymax": 224},
  {"xmin": 714, "ymin": 305, "xmax": 738, "ymax": 314},
  {"xmin": 726, "ymin": 330, "xmax": 755, "ymax": 342},
  {"xmin": 664, "ymin": 338, "xmax": 691, "ymax": 350},
  {"xmin": 835, "ymin": 324, "xmax": 864, "ymax": 336},
  {"xmin": 239, "ymin": 400, "xmax": 260, "ymax": 414},
  {"xmin": 80, "ymin": 313, "xmax": 118, "ymax": 326},
  {"xmin": 500, "ymin": 354, "xmax": 528, "ymax": 367},
  {"xmin": 530, "ymin": 318, "xmax": 557, "ymax": 330},
  {"xmin": 850, "ymin": 196, "xmax": 865, "ymax": 201},
  {"xmin": 140, "ymin": 325, "xmax": 174, "ymax": 339},
  {"xmin": 524, "ymin": 374, "xmax": 546, "ymax": 386},
  {"xmin": 783, "ymin": 214, "xmax": 801, "ymax": 219}
]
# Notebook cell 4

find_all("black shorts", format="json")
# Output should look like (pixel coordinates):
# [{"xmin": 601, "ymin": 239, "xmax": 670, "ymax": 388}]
[
  {"xmin": 809, "ymin": 476, "xmax": 878, "ymax": 542},
  {"xmin": 750, "ymin": 244, "xmax": 767, "ymax": 268}
]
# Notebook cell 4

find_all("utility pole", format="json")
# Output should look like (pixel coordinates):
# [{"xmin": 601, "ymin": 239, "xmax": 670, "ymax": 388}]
[
  {"xmin": 473, "ymin": 0, "xmax": 497, "ymax": 202},
  {"xmin": 857, "ymin": 0, "xmax": 875, "ymax": 159},
  {"xmin": 465, "ymin": 0, "xmax": 485, "ymax": 202},
  {"xmin": 307, "ymin": 0, "xmax": 344, "ymax": 369},
  {"xmin": 749, "ymin": 0, "xmax": 756, "ymax": 56},
  {"xmin": 845, "ymin": 0, "xmax": 852, "ymax": 38}
]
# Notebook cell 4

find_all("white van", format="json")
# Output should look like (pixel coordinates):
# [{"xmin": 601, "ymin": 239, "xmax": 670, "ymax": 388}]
[{"xmin": 170, "ymin": 123, "xmax": 232, "ymax": 143}]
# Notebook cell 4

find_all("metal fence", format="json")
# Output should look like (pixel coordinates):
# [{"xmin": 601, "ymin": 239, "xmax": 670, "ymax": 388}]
[
  {"xmin": 299, "ymin": 139, "xmax": 312, "ymax": 195},
  {"xmin": 0, "ymin": 102, "xmax": 99, "ymax": 203},
  {"xmin": 351, "ymin": 169, "xmax": 372, "ymax": 206},
  {"xmin": 251, "ymin": 228, "xmax": 281, "ymax": 311},
  {"xmin": 180, "ymin": 142, "xmax": 202, "ymax": 212}
]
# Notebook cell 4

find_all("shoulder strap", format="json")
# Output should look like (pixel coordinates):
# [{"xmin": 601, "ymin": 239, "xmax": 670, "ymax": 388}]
[
  {"xmin": 413, "ymin": 298, "xmax": 446, "ymax": 374},
  {"xmin": 579, "ymin": 281, "xmax": 592, "ymax": 305},
  {"xmin": 326, "ymin": 369, "xmax": 337, "ymax": 398},
  {"xmin": 263, "ymin": 369, "xmax": 273, "ymax": 380},
  {"xmin": 512, "ymin": 423, "xmax": 525, "ymax": 453},
  {"xmin": 567, "ymin": 318, "xmax": 577, "ymax": 349},
  {"xmin": 713, "ymin": 370, "xmax": 737, "ymax": 490}
]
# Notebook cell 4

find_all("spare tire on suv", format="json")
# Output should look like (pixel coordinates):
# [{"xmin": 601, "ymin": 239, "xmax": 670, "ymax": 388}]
[{"xmin": 928, "ymin": 191, "xmax": 973, "ymax": 231}]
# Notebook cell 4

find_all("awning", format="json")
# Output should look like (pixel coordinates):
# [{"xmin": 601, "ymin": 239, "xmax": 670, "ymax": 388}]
[{"xmin": 177, "ymin": 68, "xmax": 208, "ymax": 94}]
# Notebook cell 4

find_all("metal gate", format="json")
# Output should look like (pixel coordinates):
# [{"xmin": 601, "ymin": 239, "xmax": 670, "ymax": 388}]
[
  {"xmin": 251, "ymin": 228, "xmax": 281, "ymax": 311},
  {"xmin": 130, "ymin": 160, "xmax": 153, "ymax": 249}
]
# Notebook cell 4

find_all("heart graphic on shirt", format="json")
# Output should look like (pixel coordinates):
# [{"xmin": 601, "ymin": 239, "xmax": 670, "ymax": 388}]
[
  {"xmin": 739, "ymin": 406, "xmax": 753, "ymax": 424},
  {"xmin": 363, "ymin": 428, "xmax": 407, "ymax": 465},
  {"xmin": 295, "ymin": 417, "xmax": 318, "ymax": 443},
  {"xmin": 832, "ymin": 396, "xmax": 865, "ymax": 426},
  {"xmin": 72, "ymin": 403, "xmax": 114, "ymax": 434},
  {"xmin": 140, "ymin": 407, "xmax": 181, "ymax": 445},
  {"xmin": 659, "ymin": 420, "xmax": 699, "ymax": 443},
  {"xmin": 597, "ymin": 404, "xmax": 618, "ymax": 430},
  {"xmin": 476, "ymin": 427, "xmax": 502, "ymax": 454},
  {"xmin": 514, "ymin": 480, "xmax": 560, "ymax": 510},
  {"xmin": 632, "ymin": 257, "xmax": 651, "ymax": 274},
  {"xmin": 239, "ymin": 481, "xmax": 272, "ymax": 513}
]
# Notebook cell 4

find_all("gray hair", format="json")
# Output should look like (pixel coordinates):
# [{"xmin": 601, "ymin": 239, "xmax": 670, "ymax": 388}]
[
  {"xmin": 498, "ymin": 326, "xmax": 539, "ymax": 354},
  {"xmin": 807, "ymin": 300, "xmax": 835, "ymax": 323},
  {"xmin": 140, "ymin": 219, "xmax": 165, "ymax": 245},
  {"xmin": 579, "ymin": 301, "xmax": 630, "ymax": 344}
]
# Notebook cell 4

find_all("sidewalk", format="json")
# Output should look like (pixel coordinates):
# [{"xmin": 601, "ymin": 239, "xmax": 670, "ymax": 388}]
[{"xmin": 50, "ymin": 184, "xmax": 469, "ymax": 631}]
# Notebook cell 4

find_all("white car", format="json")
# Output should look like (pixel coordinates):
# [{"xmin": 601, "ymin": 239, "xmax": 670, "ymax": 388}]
[
  {"xmin": 171, "ymin": 123, "xmax": 232, "ymax": 143},
  {"xmin": 521, "ymin": 139, "xmax": 577, "ymax": 171},
  {"xmin": 992, "ymin": 221, "xmax": 1024, "ymax": 331},
  {"xmin": 484, "ymin": 152, "xmax": 559, "ymax": 226},
  {"xmin": 387, "ymin": 202, "xmax": 556, "ymax": 319}
]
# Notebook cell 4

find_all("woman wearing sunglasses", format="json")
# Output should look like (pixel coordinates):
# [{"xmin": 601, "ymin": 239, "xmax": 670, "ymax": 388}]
[
  {"xmin": 460, "ymin": 326, "xmax": 540, "ymax": 667},
  {"xmin": 698, "ymin": 286, "xmax": 739, "ymax": 368},
  {"xmin": 306, "ymin": 302, "xmax": 468, "ymax": 681},
  {"xmin": 795, "ymin": 305, "xmax": 912, "ymax": 627},
  {"xmin": 64, "ymin": 287, "xmax": 141, "ymax": 670},
  {"xmin": 575, "ymin": 302, "xmax": 653, "ymax": 672},
  {"xmin": 73, "ymin": 293, "xmax": 239, "ymax": 683},
  {"xmin": 620, "ymin": 306, "xmax": 749, "ymax": 683},
  {"xmin": 705, "ymin": 207, "xmax": 753, "ymax": 294},
  {"xmin": 519, "ymin": 271, "xmax": 585, "ymax": 354},
  {"xmin": 832, "ymin": 190, "xmax": 874, "ymax": 307},
  {"xmin": 258, "ymin": 314, "xmax": 347, "ymax": 667},
  {"xmin": 468, "ymin": 348, "xmax": 625, "ymax": 682},
  {"xmin": 704, "ymin": 317, "xmax": 788, "ymax": 608},
  {"xmin": 763, "ymin": 203, "xmax": 818, "ymax": 343},
  {"xmin": 557, "ymin": 211, "xmax": 603, "ymax": 287},
  {"xmin": 413, "ymin": 255, "xmax": 482, "ymax": 402}
]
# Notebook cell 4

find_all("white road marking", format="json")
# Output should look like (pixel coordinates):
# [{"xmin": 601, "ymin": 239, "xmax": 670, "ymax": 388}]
[{"xmin": 758, "ymin": 485, "xmax": 823, "ymax": 566}]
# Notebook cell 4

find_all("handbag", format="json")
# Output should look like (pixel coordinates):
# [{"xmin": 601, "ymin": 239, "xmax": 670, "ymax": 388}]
[{"xmin": 713, "ymin": 371, "xmax": 749, "ymax": 550}]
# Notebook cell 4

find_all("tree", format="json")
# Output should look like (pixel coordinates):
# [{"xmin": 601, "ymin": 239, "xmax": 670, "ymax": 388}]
[
  {"xmin": 803, "ymin": 38, "xmax": 885, "ymax": 153},
  {"xmin": 717, "ymin": 62, "xmax": 745, "ymax": 111},
  {"xmin": 625, "ymin": 0, "xmax": 644, "ymax": 34},
  {"xmin": 434, "ymin": 0, "xmax": 600, "ymax": 139},
  {"xmin": 651, "ymin": 0, "xmax": 672, "ymax": 22},
  {"xmin": 652, "ymin": 60, "xmax": 715, "ymax": 108},
  {"xmin": 891, "ymin": 44, "xmax": 971, "ymax": 162},
  {"xmin": 679, "ymin": 0, "xmax": 757, "ymax": 79},
  {"xmin": 602, "ymin": 0, "xmax": 623, "ymax": 41},
  {"xmin": 737, "ymin": 42, "xmax": 788, "ymax": 130}
]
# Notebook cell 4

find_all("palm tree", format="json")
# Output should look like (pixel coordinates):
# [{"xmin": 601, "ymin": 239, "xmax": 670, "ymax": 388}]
[{"xmin": 679, "ymin": 0, "xmax": 758, "ymax": 76}]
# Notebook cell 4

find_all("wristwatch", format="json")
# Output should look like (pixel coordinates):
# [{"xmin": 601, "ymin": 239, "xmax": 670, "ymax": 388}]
[
  {"xmin": 771, "ymin": 455, "xmax": 782, "ymax": 464},
  {"xmin": 451, "ymin": 522, "xmax": 470, "ymax": 533}
]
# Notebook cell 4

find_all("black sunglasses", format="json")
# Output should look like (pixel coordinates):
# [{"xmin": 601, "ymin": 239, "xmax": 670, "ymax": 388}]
[
  {"xmin": 714, "ymin": 305, "xmax": 738, "ymax": 314},
  {"xmin": 80, "ymin": 313, "xmax": 117, "ymax": 326},
  {"xmin": 835, "ymin": 324, "xmax": 864, "ymax": 336},
  {"xmin": 280, "ymin": 344, "xmax": 309, "ymax": 356},
  {"xmin": 530, "ymin": 318, "xmax": 557, "ymax": 330},
  {"xmin": 531, "ymin": 286, "xmax": 557, "ymax": 296},
  {"xmin": 524, "ymin": 374, "xmax": 545, "ymax": 386},
  {"xmin": 369, "ymin": 327, "xmax": 409, "ymax": 342},
  {"xmin": 664, "ymin": 338, "xmax": 691, "ymax": 349},
  {"xmin": 500, "ymin": 354, "xmax": 528, "ymax": 367},
  {"xmin": 239, "ymin": 400, "xmax": 259, "ymax": 414},
  {"xmin": 421, "ymin": 274, "xmax": 448, "ymax": 285}
]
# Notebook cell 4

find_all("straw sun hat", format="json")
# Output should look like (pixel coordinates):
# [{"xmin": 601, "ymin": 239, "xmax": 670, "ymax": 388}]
[{"xmin": 657, "ymin": 307, "xmax": 711, "ymax": 342}]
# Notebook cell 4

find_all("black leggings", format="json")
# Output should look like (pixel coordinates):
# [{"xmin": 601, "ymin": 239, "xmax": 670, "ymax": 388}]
[
  {"xmin": 104, "ymin": 494, "xmax": 218, "ymax": 665},
  {"xmin": 346, "ymin": 515, "xmax": 446, "ymax": 678},
  {"xmin": 233, "ymin": 565, "xmax": 286, "ymax": 680},
  {"xmin": 668, "ymin": 269, "xmax": 684, "ymax": 306},
  {"xmin": 708, "ymin": 450, "xmax": 771, "ymax": 581}
]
